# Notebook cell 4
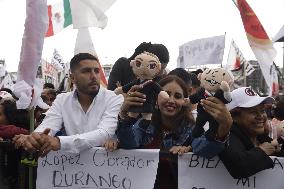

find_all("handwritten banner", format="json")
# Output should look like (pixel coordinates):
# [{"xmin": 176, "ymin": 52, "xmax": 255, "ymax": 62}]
[
  {"xmin": 178, "ymin": 153, "xmax": 284, "ymax": 189},
  {"xmin": 178, "ymin": 35, "xmax": 225, "ymax": 68},
  {"xmin": 37, "ymin": 147, "xmax": 159, "ymax": 189}
]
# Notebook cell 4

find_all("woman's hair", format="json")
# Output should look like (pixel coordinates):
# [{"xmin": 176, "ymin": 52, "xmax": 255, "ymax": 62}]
[
  {"xmin": 0, "ymin": 99, "xmax": 29, "ymax": 129},
  {"xmin": 151, "ymin": 75, "xmax": 194, "ymax": 146}
]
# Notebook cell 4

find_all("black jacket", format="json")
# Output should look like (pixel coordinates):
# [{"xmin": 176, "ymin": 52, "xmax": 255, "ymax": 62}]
[
  {"xmin": 219, "ymin": 123, "xmax": 274, "ymax": 179},
  {"xmin": 107, "ymin": 57, "xmax": 136, "ymax": 91}
]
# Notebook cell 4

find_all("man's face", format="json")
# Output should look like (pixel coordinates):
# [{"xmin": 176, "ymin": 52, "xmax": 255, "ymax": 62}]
[{"xmin": 71, "ymin": 59, "xmax": 100, "ymax": 96}]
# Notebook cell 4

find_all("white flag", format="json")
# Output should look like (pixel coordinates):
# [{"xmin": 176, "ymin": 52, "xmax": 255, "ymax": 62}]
[
  {"xmin": 273, "ymin": 25, "xmax": 284, "ymax": 42},
  {"xmin": 51, "ymin": 49, "xmax": 65, "ymax": 71},
  {"xmin": 0, "ymin": 60, "xmax": 6, "ymax": 77},
  {"xmin": 69, "ymin": 0, "xmax": 116, "ymax": 29},
  {"xmin": 226, "ymin": 40, "xmax": 255, "ymax": 76},
  {"xmin": 17, "ymin": 0, "xmax": 48, "ymax": 86},
  {"xmin": 0, "ymin": 74, "xmax": 14, "ymax": 90},
  {"xmin": 178, "ymin": 35, "xmax": 225, "ymax": 68}
]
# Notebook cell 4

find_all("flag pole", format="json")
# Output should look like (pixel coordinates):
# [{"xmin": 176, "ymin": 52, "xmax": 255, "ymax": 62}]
[
  {"xmin": 283, "ymin": 42, "xmax": 284, "ymax": 76},
  {"xmin": 28, "ymin": 107, "xmax": 35, "ymax": 189}
]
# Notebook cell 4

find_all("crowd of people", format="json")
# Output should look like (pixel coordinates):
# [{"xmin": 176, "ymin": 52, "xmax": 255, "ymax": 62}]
[{"xmin": 0, "ymin": 42, "xmax": 284, "ymax": 188}]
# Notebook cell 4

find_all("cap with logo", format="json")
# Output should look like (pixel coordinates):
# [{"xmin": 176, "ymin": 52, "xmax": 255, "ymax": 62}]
[{"xmin": 227, "ymin": 87, "xmax": 274, "ymax": 111}]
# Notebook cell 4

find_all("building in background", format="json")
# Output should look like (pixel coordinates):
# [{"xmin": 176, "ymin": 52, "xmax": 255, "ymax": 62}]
[{"xmin": 246, "ymin": 60, "xmax": 283, "ymax": 95}]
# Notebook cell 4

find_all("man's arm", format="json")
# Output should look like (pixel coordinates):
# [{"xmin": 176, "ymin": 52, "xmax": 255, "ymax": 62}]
[
  {"xmin": 13, "ymin": 94, "xmax": 64, "ymax": 152},
  {"xmin": 55, "ymin": 94, "xmax": 123, "ymax": 153},
  {"xmin": 34, "ymin": 94, "xmax": 64, "ymax": 135}
]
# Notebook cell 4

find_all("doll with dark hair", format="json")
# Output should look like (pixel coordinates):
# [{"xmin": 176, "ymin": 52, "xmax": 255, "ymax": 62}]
[
  {"xmin": 107, "ymin": 42, "xmax": 170, "ymax": 91},
  {"xmin": 114, "ymin": 51, "xmax": 169, "ymax": 127}
]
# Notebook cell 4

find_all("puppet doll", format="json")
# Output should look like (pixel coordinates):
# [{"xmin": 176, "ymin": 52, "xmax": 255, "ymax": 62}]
[
  {"xmin": 115, "ymin": 51, "xmax": 169, "ymax": 126},
  {"xmin": 189, "ymin": 68, "xmax": 233, "ymax": 140}
]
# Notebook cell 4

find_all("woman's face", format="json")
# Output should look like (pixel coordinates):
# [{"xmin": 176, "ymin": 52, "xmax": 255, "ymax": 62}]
[
  {"xmin": 158, "ymin": 81, "xmax": 185, "ymax": 117},
  {"xmin": 234, "ymin": 104, "xmax": 267, "ymax": 136},
  {"xmin": 0, "ymin": 105, "xmax": 9, "ymax": 125}
]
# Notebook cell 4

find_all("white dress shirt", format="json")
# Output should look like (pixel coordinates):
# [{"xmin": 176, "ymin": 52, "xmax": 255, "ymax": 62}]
[{"xmin": 35, "ymin": 87, "xmax": 123, "ymax": 153}]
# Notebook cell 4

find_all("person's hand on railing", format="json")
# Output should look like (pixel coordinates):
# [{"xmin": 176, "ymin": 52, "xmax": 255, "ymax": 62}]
[
  {"xmin": 169, "ymin": 145, "xmax": 192, "ymax": 155},
  {"xmin": 104, "ymin": 138, "xmax": 119, "ymax": 152}
]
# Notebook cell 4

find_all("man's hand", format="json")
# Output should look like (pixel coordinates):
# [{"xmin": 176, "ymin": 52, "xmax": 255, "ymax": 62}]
[
  {"xmin": 13, "ymin": 131, "xmax": 43, "ymax": 152},
  {"xmin": 104, "ymin": 138, "xmax": 119, "ymax": 152},
  {"xmin": 13, "ymin": 134, "xmax": 27, "ymax": 149},
  {"xmin": 39, "ymin": 128, "xmax": 61, "ymax": 157}
]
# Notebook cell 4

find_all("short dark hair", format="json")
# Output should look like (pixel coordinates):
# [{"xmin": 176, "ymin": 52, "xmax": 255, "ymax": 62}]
[
  {"xmin": 43, "ymin": 83, "xmax": 55, "ymax": 89},
  {"xmin": 168, "ymin": 68, "xmax": 200, "ymax": 87},
  {"xmin": 188, "ymin": 73, "xmax": 200, "ymax": 87},
  {"xmin": 70, "ymin": 53, "xmax": 98, "ymax": 72},
  {"xmin": 168, "ymin": 68, "xmax": 192, "ymax": 86}
]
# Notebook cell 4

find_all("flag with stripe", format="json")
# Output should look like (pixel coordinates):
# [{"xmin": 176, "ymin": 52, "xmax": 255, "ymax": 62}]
[
  {"xmin": 226, "ymin": 40, "xmax": 255, "ymax": 76},
  {"xmin": 233, "ymin": 0, "xmax": 277, "ymax": 95},
  {"xmin": 45, "ymin": 0, "xmax": 72, "ymax": 37},
  {"xmin": 45, "ymin": 0, "xmax": 116, "ymax": 37},
  {"xmin": 271, "ymin": 64, "xmax": 279, "ymax": 96}
]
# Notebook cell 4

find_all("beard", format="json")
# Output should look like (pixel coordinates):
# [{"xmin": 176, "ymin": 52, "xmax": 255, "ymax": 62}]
[{"xmin": 76, "ymin": 82, "xmax": 100, "ymax": 97}]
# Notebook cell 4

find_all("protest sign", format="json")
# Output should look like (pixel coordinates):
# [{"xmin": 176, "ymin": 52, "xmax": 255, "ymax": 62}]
[
  {"xmin": 178, "ymin": 153, "xmax": 284, "ymax": 189},
  {"xmin": 37, "ymin": 147, "xmax": 159, "ymax": 189}
]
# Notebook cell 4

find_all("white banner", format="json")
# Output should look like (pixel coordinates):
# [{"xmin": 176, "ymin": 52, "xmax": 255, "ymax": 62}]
[
  {"xmin": 37, "ymin": 147, "xmax": 159, "ymax": 189},
  {"xmin": 178, "ymin": 153, "xmax": 284, "ymax": 189},
  {"xmin": 178, "ymin": 35, "xmax": 225, "ymax": 68}
]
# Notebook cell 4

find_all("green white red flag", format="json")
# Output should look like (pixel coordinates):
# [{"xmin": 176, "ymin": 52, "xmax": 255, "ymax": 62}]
[
  {"xmin": 233, "ymin": 0, "xmax": 277, "ymax": 95},
  {"xmin": 45, "ymin": 0, "xmax": 116, "ymax": 37},
  {"xmin": 46, "ymin": 0, "xmax": 72, "ymax": 37}
]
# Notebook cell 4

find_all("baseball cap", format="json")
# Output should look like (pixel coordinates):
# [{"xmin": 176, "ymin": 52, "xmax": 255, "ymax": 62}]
[{"xmin": 227, "ymin": 87, "xmax": 274, "ymax": 111}]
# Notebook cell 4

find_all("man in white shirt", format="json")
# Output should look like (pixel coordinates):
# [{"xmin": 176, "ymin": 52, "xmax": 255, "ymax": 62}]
[{"xmin": 14, "ymin": 53, "xmax": 123, "ymax": 156}]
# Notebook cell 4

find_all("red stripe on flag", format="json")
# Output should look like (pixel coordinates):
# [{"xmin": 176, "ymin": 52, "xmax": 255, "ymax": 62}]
[
  {"xmin": 45, "ymin": 5, "xmax": 54, "ymax": 37},
  {"xmin": 237, "ymin": 0, "xmax": 269, "ymax": 40}
]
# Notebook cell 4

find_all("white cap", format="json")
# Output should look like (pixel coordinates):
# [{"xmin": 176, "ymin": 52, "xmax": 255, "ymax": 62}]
[{"xmin": 227, "ymin": 87, "xmax": 275, "ymax": 111}]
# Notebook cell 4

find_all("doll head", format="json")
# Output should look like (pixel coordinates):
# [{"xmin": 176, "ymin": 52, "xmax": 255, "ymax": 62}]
[
  {"xmin": 199, "ymin": 68, "xmax": 233, "ymax": 92},
  {"xmin": 130, "ymin": 51, "xmax": 162, "ymax": 80}
]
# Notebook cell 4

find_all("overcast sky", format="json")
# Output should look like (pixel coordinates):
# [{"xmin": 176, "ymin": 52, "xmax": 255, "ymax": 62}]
[{"xmin": 0, "ymin": 0, "xmax": 283, "ymax": 72}]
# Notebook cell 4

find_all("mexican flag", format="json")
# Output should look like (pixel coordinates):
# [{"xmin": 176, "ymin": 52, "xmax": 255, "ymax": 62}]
[
  {"xmin": 45, "ymin": 0, "xmax": 72, "ymax": 37},
  {"xmin": 45, "ymin": 0, "xmax": 116, "ymax": 37}
]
